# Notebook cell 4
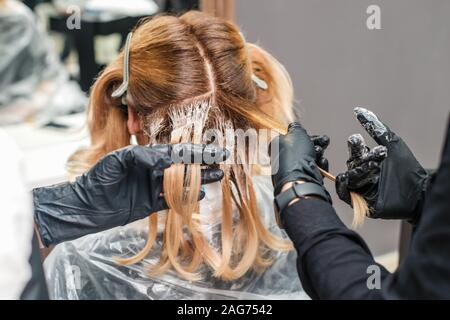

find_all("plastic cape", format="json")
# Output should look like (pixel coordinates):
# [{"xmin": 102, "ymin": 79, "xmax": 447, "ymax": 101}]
[
  {"xmin": 0, "ymin": 1, "xmax": 86, "ymax": 125},
  {"xmin": 43, "ymin": 176, "xmax": 309, "ymax": 300}
]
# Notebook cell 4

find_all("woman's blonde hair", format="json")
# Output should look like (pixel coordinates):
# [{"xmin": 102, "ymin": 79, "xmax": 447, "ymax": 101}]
[{"xmin": 69, "ymin": 11, "xmax": 366, "ymax": 281}]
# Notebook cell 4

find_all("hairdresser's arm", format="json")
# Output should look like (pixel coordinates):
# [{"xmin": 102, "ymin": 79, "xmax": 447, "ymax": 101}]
[
  {"xmin": 270, "ymin": 123, "xmax": 388, "ymax": 299},
  {"xmin": 281, "ymin": 196, "xmax": 388, "ymax": 299},
  {"xmin": 279, "ymin": 120, "xmax": 450, "ymax": 299},
  {"xmin": 33, "ymin": 143, "xmax": 228, "ymax": 247}
]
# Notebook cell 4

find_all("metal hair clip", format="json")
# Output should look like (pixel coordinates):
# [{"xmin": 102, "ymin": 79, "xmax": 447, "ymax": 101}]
[{"xmin": 112, "ymin": 32, "xmax": 133, "ymax": 105}]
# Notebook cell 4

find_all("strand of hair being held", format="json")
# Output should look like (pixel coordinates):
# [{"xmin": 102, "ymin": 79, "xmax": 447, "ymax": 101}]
[{"xmin": 318, "ymin": 167, "xmax": 368, "ymax": 228}]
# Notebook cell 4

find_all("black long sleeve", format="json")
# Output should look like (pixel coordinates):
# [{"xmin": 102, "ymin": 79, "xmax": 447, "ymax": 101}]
[{"xmin": 283, "ymin": 120, "xmax": 450, "ymax": 299}]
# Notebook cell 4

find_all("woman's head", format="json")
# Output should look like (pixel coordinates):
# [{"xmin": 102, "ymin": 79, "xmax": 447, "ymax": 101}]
[
  {"xmin": 79, "ymin": 11, "xmax": 293, "ymax": 164},
  {"xmin": 71, "ymin": 11, "xmax": 294, "ymax": 281}
]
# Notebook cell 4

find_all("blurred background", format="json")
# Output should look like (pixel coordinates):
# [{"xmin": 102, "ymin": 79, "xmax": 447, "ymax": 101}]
[
  {"xmin": 1, "ymin": 0, "xmax": 449, "ymax": 269},
  {"xmin": 236, "ymin": 0, "xmax": 450, "ymax": 265}
]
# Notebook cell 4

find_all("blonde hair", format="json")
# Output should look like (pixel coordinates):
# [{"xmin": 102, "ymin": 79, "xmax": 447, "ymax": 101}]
[{"xmin": 69, "ymin": 11, "xmax": 367, "ymax": 281}]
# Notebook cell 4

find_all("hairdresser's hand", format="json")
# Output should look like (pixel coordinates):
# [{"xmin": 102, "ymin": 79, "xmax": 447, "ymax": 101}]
[
  {"xmin": 335, "ymin": 133, "xmax": 388, "ymax": 207},
  {"xmin": 335, "ymin": 107, "xmax": 430, "ymax": 223},
  {"xmin": 33, "ymin": 143, "xmax": 229, "ymax": 246},
  {"xmin": 270, "ymin": 122, "xmax": 331, "ymax": 201}
]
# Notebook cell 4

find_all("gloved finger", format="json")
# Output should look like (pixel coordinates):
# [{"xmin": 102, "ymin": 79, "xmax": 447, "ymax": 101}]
[
  {"xmin": 349, "ymin": 171, "xmax": 380, "ymax": 190},
  {"xmin": 348, "ymin": 145, "xmax": 387, "ymax": 168},
  {"xmin": 171, "ymin": 143, "xmax": 230, "ymax": 165},
  {"xmin": 157, "ymin": 189, "xmax": 207, "ymax": 211},
  {"xmin": 269, "ymin": 122, "xmax": 311, "ymax": 156},
  {"xmin": 347, "ymin": 161, "xmax": 381, "ymax": 189},
  {"xmin": 125, "ymin": 145, "xmax": 173, "ymax": 170},
  {"xmin": 354, "ymin": 107, "xmax": 391, "ymax": 146},
  {"xmin": 312, "ymin": 135, "xmax": 330, "ymax": 171},
  {"xmin": 311, "ymin": 135, "xmax": 330, "ymax": 149},
  {"xmin": 317, "ymin": 157, "xmax": 329, "ymax": 172},
  {"xmin": 347, "ymin": 134, "xmax": 368, "ymax": 163},
  {"xmin": 335, "ymin": 173, "xmax": 351, "ymax": 205},
  {"xmin": 154, "ymin": 196, "xmax": 169, "ymax": 212},
  {"xmin": 288, "ymin": 122, "xmax": 306, "ymax": 132},
  {"xmin": 201, "ymin": 144, "xmax": 230, "ymax": 164},
  {"xmin": 314, "ymin": 145, "xmax": 324, "ymax": 158},
  {"xmin": 347, "ymin": 161, "xmax": 380, "ymax": 180},
  {"xmin": 200, "ymin": 168, "xmax": 224, "ymax": 185},
  {"xmin": 314, "ymin": 145, "xmax": 328, "ymax": 166},
  {"xmin": 360, "ymin": 145, "xmax": 388, "ymax": 163}
]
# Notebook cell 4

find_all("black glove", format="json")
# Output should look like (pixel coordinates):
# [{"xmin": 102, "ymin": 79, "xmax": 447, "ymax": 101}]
[
  {"xmin": 270, "ymin": 122, "xmax": 331, "ymax": 201},
  {"xmin": 335, "ymin": 133, "xmax": 387, "ymax": 206},
  {"xmin": 336, "ymin": 107, "xmax": 430, "ymax": 222},
  {"xmin": 311, "ymin": 134, "xmax": 331, "ymax": 172},
  {"xmin": 33, "ymin": 143, "xmax": 229, "ymax": 247}
]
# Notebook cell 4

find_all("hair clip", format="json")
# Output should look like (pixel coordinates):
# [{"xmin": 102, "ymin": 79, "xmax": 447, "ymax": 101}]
[
  {"xmin": 112, "ymin": 32, "xmax": 133, "ymax": 105},
  {"xmin": 251, "ymin": 73, "xmax": 268, "ymax": 90}
]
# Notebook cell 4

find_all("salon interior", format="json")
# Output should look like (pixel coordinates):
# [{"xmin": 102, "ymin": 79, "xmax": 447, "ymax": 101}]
[{"xmin": 1, "ymin": 0, "xmax": 450, "ymax": 302}]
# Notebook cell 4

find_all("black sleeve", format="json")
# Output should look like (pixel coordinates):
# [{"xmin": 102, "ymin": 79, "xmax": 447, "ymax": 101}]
[
  {"xmin": 282, "ymin": 120, "xmax": 450, "ymax": 299},
  {"xmin": 282, "ymin": 199, "xmax": 390, "ymax": 299},
  {"xmin": 390, "ymin": 119, "xmax": 450, "ymax": 298}
]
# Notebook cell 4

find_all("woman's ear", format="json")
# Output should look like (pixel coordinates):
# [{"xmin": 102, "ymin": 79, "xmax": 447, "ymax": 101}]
[{"xmin": 127, "ymin": 105, "xmax": 143, "ymax": 135}]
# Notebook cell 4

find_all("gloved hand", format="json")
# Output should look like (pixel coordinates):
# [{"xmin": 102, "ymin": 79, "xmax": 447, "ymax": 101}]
[
  {"xmin": 270, "ymin": 122, "xmax": 331, "ymax": 202},
  {"xmin": 336, "ymin": 107, "xmax": 430, "ymax": 222},
  {"xmin": 33, "ymin": 143, "xmax": 229, "ymax": 247},
  {"xmin": 335, "ymin": 133, "xmax": 387, "ymax": 206}
]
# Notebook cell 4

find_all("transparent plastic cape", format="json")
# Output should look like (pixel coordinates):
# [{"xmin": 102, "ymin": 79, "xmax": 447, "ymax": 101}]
[
  {"xmin": 44, "ymin": 176, "xmax": 309, "ymax": 300},
  {"xmin": 0, "ymin": 1, "xmax": 86, "ymax": 125}
]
